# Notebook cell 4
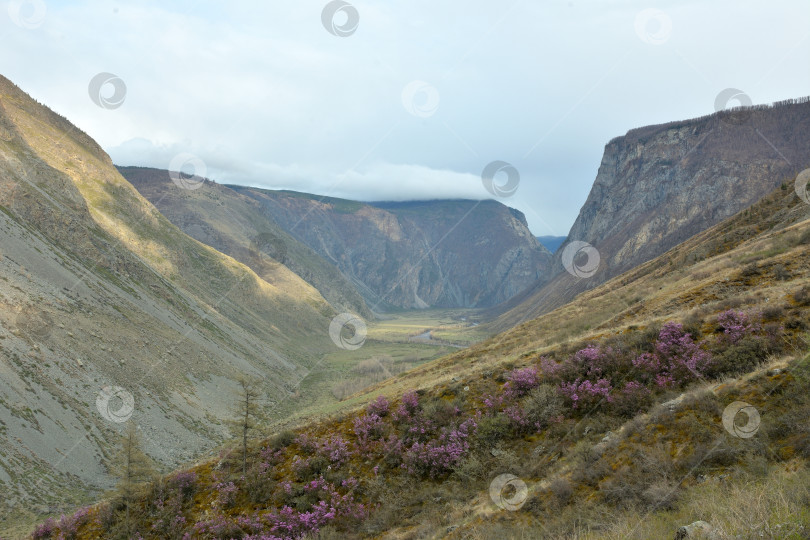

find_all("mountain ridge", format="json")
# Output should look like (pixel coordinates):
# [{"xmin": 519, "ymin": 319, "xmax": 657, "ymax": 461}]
[{"xmin": 228, "ymin": 184, "xmax": 553, "ymax": 310}]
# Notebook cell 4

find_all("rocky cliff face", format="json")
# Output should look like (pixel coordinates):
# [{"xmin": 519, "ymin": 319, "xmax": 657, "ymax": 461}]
[
  {"xmin": 229, "ymin": 188, "xmax": 553, "ymax": 310},
  {"xmin": 568, "ymin": 99, "xmax": 810, "ymax": 275},
  {"xmin": 493, "ymin": 97, "xmax": 810, "ymax": 329}
]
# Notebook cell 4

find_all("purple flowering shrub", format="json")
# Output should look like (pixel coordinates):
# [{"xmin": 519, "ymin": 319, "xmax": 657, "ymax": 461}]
[
  {"xmin": 632, "ymin": 322, "xmax": 712, "ymax": 387},
  {"xmin": 33, "ymin": 507, "xmax": 91, "ymax": 540},
  {"xmin": 32, "ymin": 517, "xmax": 56, "ymax": 539},
  {"xmin": 168, "ymin": 470, "xmax": 198, "ymax": 501},
  {"xmin": 502, "ymin": 366, "xmax": 540, "ymax": 398},
  {"xmin": 717, "ymin": 309, "xmax": 762, "ymax": 344},
  {"xmin": 401, "ymin": 418, "xmax": 477, "ymax": 477},
  {"xmin": 559, "ymin": 378, "xmax": 613, "ymax": 409},
  {"xmin": 353, "ymin": 413, "xmax": 386, "ymax": 446},
  {"xmin": 367, "ymin": 395, "xmax": 390, "ymax": 417},
  {"xmin": 318, "ymin": 435, "xmax": 350, "ymax": 468},
  {"xmin": 195, "ymin": 477, "xmax": 366, "ymax": 540}
]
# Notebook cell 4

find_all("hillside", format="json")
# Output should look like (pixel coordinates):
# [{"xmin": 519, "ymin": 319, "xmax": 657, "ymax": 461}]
[
  {"xmin": 228, "ymin": 186, "xmax": 553, "ymax": 310},
  {"xmin": 493, "ymin": 97, "xmax": 810, "ymax": 331},
  {"xmin": 0, "ymin": 76, "xmax": 341, "ymax": 536},
  {"xmin": 117, "ymin": 166, "xmax": 371, "ymax": 319},
  {"xmin": 39, "ymin": 171, "xmax": 810, "ymax": 538}
]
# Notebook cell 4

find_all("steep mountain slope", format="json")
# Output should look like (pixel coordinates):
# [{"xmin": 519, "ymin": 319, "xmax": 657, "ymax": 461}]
[
  {"xmin": 41, "ymin": 173, "xmax": 810, "ymax": 538},
  {"xmin": 0, "ymin": 76, "xmax": 339, "ymax": 535},
  {"xmin": 117, "ymin": 166, "xmax": 371, "ymax": 319},
  {"xmin": 493, "ymin": 97, "xmax": 810, "ymax": 330},
  {"xmin": 229, "ymin": 186, "xmax": 552, "ymax": 310}
]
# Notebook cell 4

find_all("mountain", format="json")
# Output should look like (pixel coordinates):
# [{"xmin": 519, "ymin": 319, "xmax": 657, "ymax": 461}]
[
  {"xmin": 117, "ymin": 166, "xmax": 371, "ymax": 319},
  {"xmin": 0, "ymin": 75, "xmax": 340, "ymax": 535},
  {"xmin": 493, "ymin": 97, "xmax": 810, "ymax": 330},
  {"xmin": 227, "ymin": 186, "xmax": 553, "ymax": 310},
  {"xmin": 46, "ymin": 171, "xmax": 810, "ymax": 539},
  {"xmin": 535, "ymin": 235, "xmax": 566, "ymax": 254}
]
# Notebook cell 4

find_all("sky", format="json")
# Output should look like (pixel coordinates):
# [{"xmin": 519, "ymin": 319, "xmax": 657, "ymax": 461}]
[{"xmin": 2, "ymin": 0, "xmax": 808, "ymax": 236}]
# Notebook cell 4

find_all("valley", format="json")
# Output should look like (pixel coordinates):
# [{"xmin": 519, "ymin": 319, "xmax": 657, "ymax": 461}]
[{"xmin": 2, "ymin": 45, "xmax": 810, "ymax": 539}]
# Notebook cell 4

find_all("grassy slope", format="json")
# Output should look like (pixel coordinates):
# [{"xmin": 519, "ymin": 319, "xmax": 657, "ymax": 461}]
[{"xmin": 40, "ymin": 175, "xmax": 810, "ymax": 538}]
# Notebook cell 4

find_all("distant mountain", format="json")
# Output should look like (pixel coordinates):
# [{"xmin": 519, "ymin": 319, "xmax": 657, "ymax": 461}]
[
  {"xmin": 119, "ymin": 166, "xmax": 371, "ymax": 319},
  {"xmin": 228, "ymin": 187, "xmax": 554, "ymax": 310},
  {"xmin": 0, "ymin": 75, "xmax": 337, "ymax": 532},
  {"xmin": 493, "ymin": 97, "xmax": 810, "ymax": 330},
  {"xmin": 536, "ymin": 235, "xmax": 567, "ymax": 253}
]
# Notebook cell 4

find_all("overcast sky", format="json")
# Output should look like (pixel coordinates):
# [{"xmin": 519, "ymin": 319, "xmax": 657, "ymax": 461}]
[{"xmin": 3, "ymin": 0, "xmax": 808, "ymax": 235}]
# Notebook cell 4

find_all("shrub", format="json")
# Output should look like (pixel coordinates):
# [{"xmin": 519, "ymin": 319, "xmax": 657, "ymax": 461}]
[
  {"xmin": 717, "ymin": 310, "xmax": 761, "ymax": 344},
  {"xmin": 474, "ymin": 414, "xmax": 513, "ymax": 448},
  {"xmin": 503, "ymin": 366, "xmax": 540, "ymax": 398},
  {"xmin": 32, "ymin": 518, "xmax": 56, "ymax": 539},
  {"xmin": 559, "ymin": 378, "xmax": 612, "ymax": 409},
  {"xmin": 353, "ymin": 413, "xmax": 385, "ymax": 445},
  {"xmin": 610, "ymin": 381, "xmax": 652, "ymax": 417},
  {"xmin": 549, "ymin": 477, "xmax": 573, "ymax": 507},
  {"xmin": 633, "ymin": 322, "xmax": 712, "ymax": 387},
  {"xmin": 291, "ymin": 455, "xmax": 330, "ymax": 482},
  {"xmin": 521, "ymin": 384, "xmax": 565, "ymax": 430},
  {"xmin": 318, "ymin": 436, "xmax": 350, "ymax": 468},
  {"xmin": 772, "ymin": 263, "xmax": 791, "ymax": 281},
  {"xmin": 271, "ymin": 430, "xmax": 295, "ymax": 449},
  {"xmin": 453, "ymin": 453, "xmax": 487, "ymax": 485},
  {"xmin": 741, "ymin": 262, "xmax": 761, "ymax": 277},
  {"xmin": 708, "ymin": 336, "xmax": 768, "ymax": 377},
  {"xmin": 793, "ymin": 286, "xmax": 810, "ymax": 306},
  {"xmin": 367, "ymin": 395, "xmax": 390, "ymax": 417},
  {"xmin": 402, "ymin": 419, "xmax": 476, "ymax": 477},
  {"xmin": 762, "ymin": 305, "xmax": 785, "ymax": 321},
  {"xmin": 393, "ymin": 391, "xmax": 420, "ymax": 421}
]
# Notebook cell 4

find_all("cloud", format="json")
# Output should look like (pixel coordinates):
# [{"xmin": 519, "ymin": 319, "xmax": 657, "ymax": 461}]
[{"xmin": 110, "ymin": 138, "xmax": 488, "ymax": 201}]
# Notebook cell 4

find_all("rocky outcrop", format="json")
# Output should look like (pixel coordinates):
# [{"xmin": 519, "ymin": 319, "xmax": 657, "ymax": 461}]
[
  {"xmin": 566, "ymin": 98, "xmax": 810, "ymax": 278},
  {"xmin": 230, "ymin": 188, "xmax": 553, "ymax": 310},
  {"xmin": 492, "ymin": 97, "xmax": 810, "ymax": 329}
]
